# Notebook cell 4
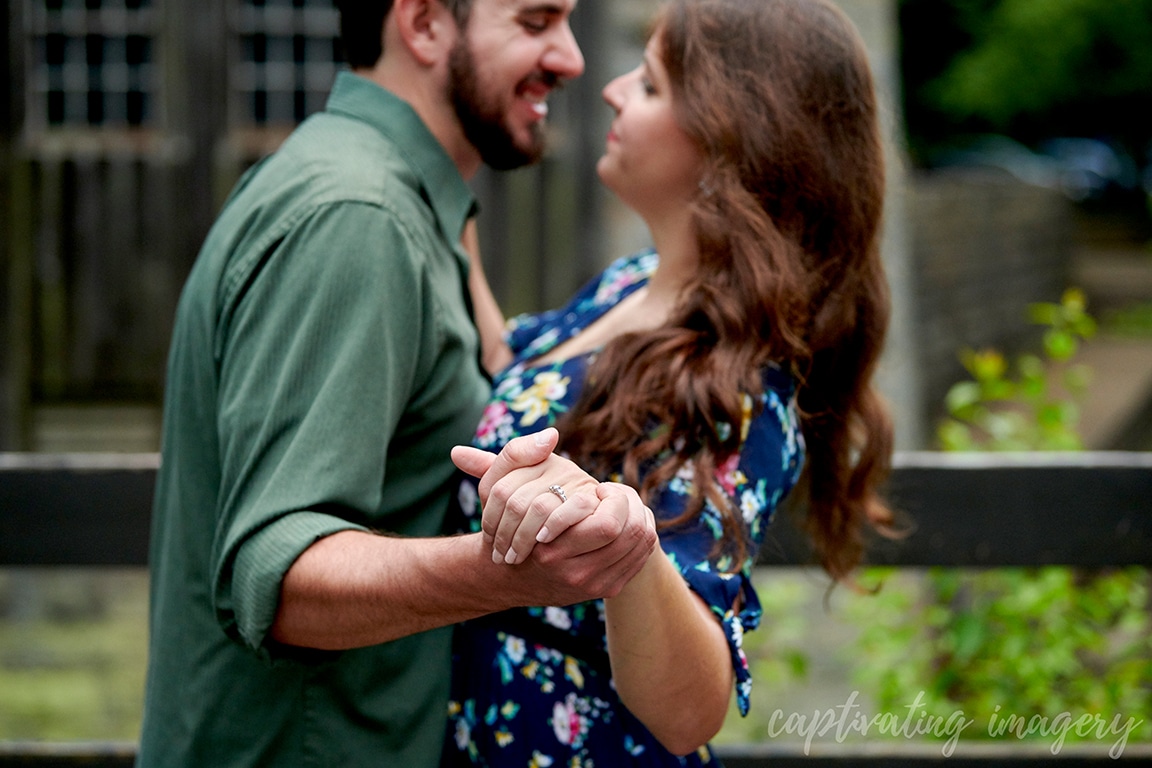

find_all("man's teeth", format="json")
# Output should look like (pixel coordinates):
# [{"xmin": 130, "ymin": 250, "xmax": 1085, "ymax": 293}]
[{"xmin": 529, "ymin": 100, "xmax": 549, "ymax": 118}]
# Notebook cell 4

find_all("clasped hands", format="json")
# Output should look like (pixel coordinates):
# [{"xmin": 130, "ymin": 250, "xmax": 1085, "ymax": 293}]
[{"xmin": 451, "ymin": 427, "xmax": 658, "ymax": 595}]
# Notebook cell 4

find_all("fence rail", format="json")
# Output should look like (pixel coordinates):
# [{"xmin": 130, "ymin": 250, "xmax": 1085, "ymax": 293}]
[
  {"xmin": 2, "ymin": 451, "xmax": 1152, "ymax": 766},
  {"xmin": 1, "ymin": 740, "xmax": 1150, "ymax": 768},
  {"xmin": 4, "ymin": 451, "xmax": 1152, "ymax": 568}
]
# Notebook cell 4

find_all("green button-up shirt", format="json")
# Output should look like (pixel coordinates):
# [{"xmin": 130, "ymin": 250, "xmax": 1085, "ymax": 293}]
[{"xmin": 138, "ymin": 71, "xmax": 490, "ymax": 767}]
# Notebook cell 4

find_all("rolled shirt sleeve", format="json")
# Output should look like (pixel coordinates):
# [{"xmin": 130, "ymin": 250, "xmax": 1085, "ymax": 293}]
[{"xmin": 210, "ymin": 201, "xmax": 435, "ymax": 656}]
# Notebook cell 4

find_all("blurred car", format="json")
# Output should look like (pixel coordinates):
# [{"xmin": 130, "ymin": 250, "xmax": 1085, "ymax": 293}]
[
  {"xmin": 932, "ymin": 135, "xmax": 1066, "ymax": 191},
  {"xmin": 1037, "ymin": 137, "xmax": 1139, "ymax": 202},
  {"xmin": 931, "ymin": 134, "xmax": 1140, "ymax": 203}
]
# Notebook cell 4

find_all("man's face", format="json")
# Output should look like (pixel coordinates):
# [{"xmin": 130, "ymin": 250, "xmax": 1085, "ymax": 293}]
[{"xmin": 448, "ymin": 0, "xmax": 585, "ymax": 170}]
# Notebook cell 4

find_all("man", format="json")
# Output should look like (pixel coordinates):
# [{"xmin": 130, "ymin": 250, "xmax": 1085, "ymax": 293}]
[{"xmin": 136, "ymin": 1, "xmax": 656, "ymax": 765}]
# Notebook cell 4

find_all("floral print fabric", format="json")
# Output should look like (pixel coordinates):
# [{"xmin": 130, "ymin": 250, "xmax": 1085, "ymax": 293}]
[{"xmin": 444, "ymin": 251, "xmax": 805, "ymax": 767}]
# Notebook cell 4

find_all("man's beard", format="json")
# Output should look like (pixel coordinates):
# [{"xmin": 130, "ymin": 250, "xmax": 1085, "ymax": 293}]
[{"xmin": 448, "ymin": 39, "xmax": 550, "ymax": 171}]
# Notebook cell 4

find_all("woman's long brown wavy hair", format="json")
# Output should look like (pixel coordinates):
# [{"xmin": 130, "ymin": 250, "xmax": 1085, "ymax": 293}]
[{"xmin": 558, "ymin": 0, "xmax": 894, "ymax": 582}]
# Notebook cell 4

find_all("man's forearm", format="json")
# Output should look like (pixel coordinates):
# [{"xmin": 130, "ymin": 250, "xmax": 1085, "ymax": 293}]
[
  {"xmin": 269, "ymin": 529, "xmax": 524, "ymax": 649},
  {"xmin": 269, "ymin": 515, "xmax": 655, "ymax": 650}
]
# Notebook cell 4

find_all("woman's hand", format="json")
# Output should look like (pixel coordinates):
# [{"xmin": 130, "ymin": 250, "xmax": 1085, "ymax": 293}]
[{"xmin": 452, "ymin": 428, "xmax": 616, "ymax": 565}]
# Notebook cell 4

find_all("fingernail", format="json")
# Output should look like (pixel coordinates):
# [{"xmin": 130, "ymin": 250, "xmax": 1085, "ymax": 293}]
[
  {"xmin": 504, "ymin": 547, "xmax": 519, "ymax": 565},
  {"xmin": 492, "ymin": 549, "xmax": 504, "ymax": 565},
  {"xmin": 534, "ymin": 430, "xmax": 551, "ymax": 446},
  {"xmin": 536, "ymin": 527, "xmax": 551, "ymax": 543}
]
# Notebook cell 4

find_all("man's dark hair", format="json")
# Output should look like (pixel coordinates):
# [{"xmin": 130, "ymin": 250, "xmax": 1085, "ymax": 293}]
[{"xmin": 335, "ymin": 0, "xmax": 474, "ymax": 69}]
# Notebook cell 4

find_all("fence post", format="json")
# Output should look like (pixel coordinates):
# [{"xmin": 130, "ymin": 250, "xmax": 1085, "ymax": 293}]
[
  {"xmin": 2, "ymin": 0, "xmax": 30, "ymax": 450},
  {"xmin": 833, "ymin": 0, "xmax": 926, "ymax": 450}
]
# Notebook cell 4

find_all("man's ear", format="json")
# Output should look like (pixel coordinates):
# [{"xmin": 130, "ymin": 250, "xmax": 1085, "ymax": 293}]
[{"xmin": 391, "ymin": 0, "xmax": 458, "ymax": 67}]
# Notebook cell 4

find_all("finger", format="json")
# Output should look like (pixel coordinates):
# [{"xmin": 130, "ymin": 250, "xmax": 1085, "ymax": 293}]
[
  {"xmin": 481, "ymin": 452, "xmax": 598, "ymax": 559},
  {"xmin": 597, "ymin": 482, "xmax": 656, "ymax": 532},
  {"xmin": 572, "ymin": 488, "xmax": 658, "ymax": 596},
  {"xmin": 504, "ymin": 491, "xmax": 594, "ymax": 566},
  {"xmin": 505, "ymin": 491, "xmax": 596, "ymax": 563},
  {"xmin": 488, "ymin": 479, "xmax": 570, "ymax": 564},
  {"xmin": 541, "ymin": 490, "xmax": 631, "ymax": 558},
  {"xmin": 476, "ymin": 428, "xmax": 559, "ymax": 501},
  {"xmin": 483, "ymin": 474, "xmax": 545, "ymax": 563},
  {"xmin": 596, "ymin": 481, "xmax": 640, "ymax": 503},
  {"xmin": 535, "ymin": 491, "xmax": 597, "ymax": 544},
  {"xmin": 451, "ymin": 445, "xmax": 497, "ymax": 480},
  {"xmin": 530, "ymin": 519, "xmax": 656, "ymax": 601},
  {"xmin": 542, "ymin": 483, "xmax": 656, "ymax": 561},
  {"xmin": 519, "ymin": 486, "xmax": 658, "ymax": 602}
]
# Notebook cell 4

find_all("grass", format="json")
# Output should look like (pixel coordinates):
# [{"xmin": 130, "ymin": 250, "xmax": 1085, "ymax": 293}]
[
  {"xmin": 0, "ymin": 570, "xmax": 148, "ymax": 741},
  {"xmin": 3, "ymin": 567, "xmax": 1147, "ymax": 756},
  {"xmin": 0, "ymin": 568, "xmax": 836, "ymax": 745}
]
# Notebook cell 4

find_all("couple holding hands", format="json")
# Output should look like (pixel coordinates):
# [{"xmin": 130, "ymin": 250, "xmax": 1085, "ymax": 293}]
[{"xmin": 138, "ymin": 0, "xmax": 893, "ymax": 766}]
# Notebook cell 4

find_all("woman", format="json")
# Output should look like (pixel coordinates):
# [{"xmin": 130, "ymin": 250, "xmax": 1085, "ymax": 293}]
[{"xmin": 444, "ymin": 0, "xmax": 894, "ymax": 764}]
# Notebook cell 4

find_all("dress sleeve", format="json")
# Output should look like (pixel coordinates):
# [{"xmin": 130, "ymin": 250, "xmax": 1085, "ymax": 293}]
[
  {"xmin": 647, "ymin": 382, "xmax": 804, "ymax": 716},
  {"xmin": 504, "ymin": 310, "xmax": 554, "ymax": 356},
  {"xmin": 504, "ymin": 250, "xmax": 658, "ymax": 357}
]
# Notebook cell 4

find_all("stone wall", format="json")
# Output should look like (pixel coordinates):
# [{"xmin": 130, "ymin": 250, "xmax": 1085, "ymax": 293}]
[{"xmin": 907, "ymin": 170, "xmax": 1075, "ymax": 432}]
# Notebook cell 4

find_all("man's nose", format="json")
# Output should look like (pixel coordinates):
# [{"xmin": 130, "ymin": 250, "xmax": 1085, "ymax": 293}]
[{"xmin": 544, "ymin": 23, "xmax": 585, "ymax": 81}]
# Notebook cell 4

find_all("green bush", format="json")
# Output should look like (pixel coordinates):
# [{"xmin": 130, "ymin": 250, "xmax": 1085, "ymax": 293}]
[
  {"xmin": 847, "ymin": 567, "xmax": 1152, "ymax": 746},
  {"xmin": 937, "ymin": 288, "xmax": 1095, "ymax": 451},
  {"xmin": 848, "ymin": 289, "xmax": 1152, "ymax": 749}
]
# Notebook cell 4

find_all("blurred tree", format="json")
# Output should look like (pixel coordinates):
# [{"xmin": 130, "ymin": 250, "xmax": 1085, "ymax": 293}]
[{"xmin": 900, "ymin": 0, "xmax": 1152, "ymax": 166}]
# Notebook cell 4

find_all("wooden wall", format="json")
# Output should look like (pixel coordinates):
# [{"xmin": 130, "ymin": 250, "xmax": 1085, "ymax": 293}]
[{"xmin": 0, "ymin": 0, "xmax": 616, "ymax": 450}]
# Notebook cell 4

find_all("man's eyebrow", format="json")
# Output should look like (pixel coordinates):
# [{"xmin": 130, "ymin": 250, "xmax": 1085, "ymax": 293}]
[{"xmin": 516, "ymin": 2, "xmax": 567, "ymax": 16}]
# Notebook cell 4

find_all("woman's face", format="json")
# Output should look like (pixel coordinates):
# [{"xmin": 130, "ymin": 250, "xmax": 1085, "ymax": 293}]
[{"xmin": 597, "ymin": 32, "xmax": 704, "ymax": 218}]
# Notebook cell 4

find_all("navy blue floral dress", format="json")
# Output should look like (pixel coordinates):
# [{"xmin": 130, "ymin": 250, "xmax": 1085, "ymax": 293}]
[{"xmin": 444, "ymin": 251, "xmax": 805, "ymax": 768}]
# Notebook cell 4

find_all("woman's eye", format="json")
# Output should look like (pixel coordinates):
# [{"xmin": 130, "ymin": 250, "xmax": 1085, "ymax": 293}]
[{"xmin": 641, "ymin": 77, "xmax": 656, "ymax": 95}]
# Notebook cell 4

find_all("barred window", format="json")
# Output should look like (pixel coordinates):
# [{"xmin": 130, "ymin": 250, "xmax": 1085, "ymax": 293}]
[
  {"xmin": 25, "ymin": 0, "xmax": 158, "ymax": 129},
  {"xmin": 231, "ymin": 0, "xmax": 342, "ymax": 126}
]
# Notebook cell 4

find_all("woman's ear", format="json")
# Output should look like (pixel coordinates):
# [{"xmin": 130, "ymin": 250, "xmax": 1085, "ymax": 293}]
[{"xmin": 391, "ymin": 0, "xmax": 458, "ymax": 67}]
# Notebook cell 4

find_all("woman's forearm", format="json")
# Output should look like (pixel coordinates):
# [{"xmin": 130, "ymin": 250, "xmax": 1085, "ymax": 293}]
[
  {"xmin": 604, "ymin": 548, "xmax": 734, "ymax": 755},
  {"xmin": 462, "ymin": 220, "xmax": 512, "ymax": 374}
]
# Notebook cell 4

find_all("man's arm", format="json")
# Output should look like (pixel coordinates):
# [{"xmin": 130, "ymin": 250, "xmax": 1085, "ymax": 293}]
[{"xmin": 269, "ymin": 431, "xmax": 657, "ymax": 649}]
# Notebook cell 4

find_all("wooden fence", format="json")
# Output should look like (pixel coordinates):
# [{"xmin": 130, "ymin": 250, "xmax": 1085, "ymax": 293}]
[{"xmin": 2, "ymin": 451, "xmax": 1151, "ymax": 765}]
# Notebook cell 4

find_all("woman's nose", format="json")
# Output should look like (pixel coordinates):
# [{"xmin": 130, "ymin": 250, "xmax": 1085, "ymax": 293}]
[{"xmin": 601, "ymin": 72, "xmax": 629, "ymax": 111}]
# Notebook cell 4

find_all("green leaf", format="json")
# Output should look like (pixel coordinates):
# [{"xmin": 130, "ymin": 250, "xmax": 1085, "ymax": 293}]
[
  {"xmin": 983, "ymin": 379, "xmax": 1017, "ymax": 401},
  {"xmin": 1028, "ymin": 302, "xmax": 1060, "ymax": 326},
  {"xmin": 937, "ymin": 420, "xmax": 975, "ymax": 450},
  {"xmin": 945, "ymin": 381, "xmax": 983, "ymax": 415},
  {"xmin": 969, "ymin": 349, "xmax": 1009, "ymax": 381},
  {"xmin": 1043, "ymin": 328, "xmax": 1077, "ymax": 361},
  {"xmin": 1061, "ymin": 287, "xmax": 1088, "ymax": 316}
]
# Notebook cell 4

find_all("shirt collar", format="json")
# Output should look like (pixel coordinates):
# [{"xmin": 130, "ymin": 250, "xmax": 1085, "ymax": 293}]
[{"xmin": 324, "ymin": 70, "xmax": 477, "ymax": 244}]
